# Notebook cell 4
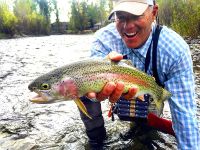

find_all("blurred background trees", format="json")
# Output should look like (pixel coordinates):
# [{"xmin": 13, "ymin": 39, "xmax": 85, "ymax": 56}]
[
  {"xmin": 157, "ymin": 0, "xmax": 200, "ymax": 38},
  {"xmin": 13, "ymin": 0, "xmax": 50, "ymax": 35},
  {"xmin": 0, "ymin": 0, "xmax": 199, "ymax": 38},
  {"xmin": 0, "ymin": 1, "xmax": 18, "ymax": 36},
  {"xmin": 68, "ymin": 0, "xmax": 112, "ymax": 33}
]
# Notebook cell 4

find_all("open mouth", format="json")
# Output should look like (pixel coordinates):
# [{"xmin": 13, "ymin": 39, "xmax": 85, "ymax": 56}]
[
  {"xmin": 29, "ymin": 91, "xmax": 49, "ymax": 103},
  {"xmin": 124, "ymin": 32, "xmax": 137, "ymax": 38}
]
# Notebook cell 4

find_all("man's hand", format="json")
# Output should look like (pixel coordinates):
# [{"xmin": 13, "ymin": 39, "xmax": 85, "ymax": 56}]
[{"xmin": 86, "ymin": 51, "xmax": 138, "ymax": 103}]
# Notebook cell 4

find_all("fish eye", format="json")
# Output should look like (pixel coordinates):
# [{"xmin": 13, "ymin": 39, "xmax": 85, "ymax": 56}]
[{"xmin": 41, "ymin": 83, "xmax": 50, "ymax": 90}]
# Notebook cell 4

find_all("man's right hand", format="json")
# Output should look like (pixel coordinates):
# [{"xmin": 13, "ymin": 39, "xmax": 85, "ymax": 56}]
[{"xmin": 86, "ymin": 51, "xmax": 138, "ymax": 103}]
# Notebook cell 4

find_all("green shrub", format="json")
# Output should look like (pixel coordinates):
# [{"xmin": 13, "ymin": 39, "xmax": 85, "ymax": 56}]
[
  {"xmin": 158, "ymin": 0, "xmax": 200, "ymax": 38},
  {"xmin": 0, "ymin": 2, "xmax": 18, "ymax": 36}
]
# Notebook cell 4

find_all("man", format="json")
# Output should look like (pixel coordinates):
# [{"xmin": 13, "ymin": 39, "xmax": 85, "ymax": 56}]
[{"xmin": 80, "ymin": 0, "xmax": 200, "ymax": 149}]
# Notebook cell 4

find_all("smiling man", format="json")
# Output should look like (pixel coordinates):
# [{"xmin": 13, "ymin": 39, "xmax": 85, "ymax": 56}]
[
  {"xmin": 114, "ymin": 10, "xmax": 155, "ymax": 48},
  {"xmin": 79, "ymin": 0, "xmax": 200, "ymax": 150}
]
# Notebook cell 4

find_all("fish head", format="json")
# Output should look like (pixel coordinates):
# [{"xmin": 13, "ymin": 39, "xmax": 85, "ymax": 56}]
[{"xmin": 28, "ymin": 70, "xmax": 78, "ymax": 104}]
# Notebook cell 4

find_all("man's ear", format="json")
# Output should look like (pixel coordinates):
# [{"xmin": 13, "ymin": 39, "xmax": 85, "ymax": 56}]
[{"xmin": 152, "ymin": 4, "xmax": 158, "ymax": 19}]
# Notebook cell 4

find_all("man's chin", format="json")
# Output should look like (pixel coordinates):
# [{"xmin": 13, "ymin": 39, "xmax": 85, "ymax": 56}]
[
  {"xmin": 125, "ymin": 43, "xmax": 140, "ymax": 49},
  {"xmin": 125, "ymin": 40, "xmax": 143, "ymax": 49},
  {"xmin": 123, "ymin": 38, "xmax": 140, "ymax": 49}
]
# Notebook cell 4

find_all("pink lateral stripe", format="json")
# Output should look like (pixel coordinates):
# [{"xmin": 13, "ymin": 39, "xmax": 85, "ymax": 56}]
[{"xmin": 88, "ymin": 73, "xmax": 150, "ymax": 87}]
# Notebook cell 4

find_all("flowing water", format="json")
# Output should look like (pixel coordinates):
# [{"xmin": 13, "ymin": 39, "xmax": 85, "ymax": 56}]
[{"xmin": 0, "ymin": 35, "xmax": 199, "ymax": 150}]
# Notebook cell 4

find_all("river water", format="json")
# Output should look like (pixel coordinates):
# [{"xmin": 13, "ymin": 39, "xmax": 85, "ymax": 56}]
[{"xmin": 0, "ymin": 35, "xmax": 199, "ymax": 150}]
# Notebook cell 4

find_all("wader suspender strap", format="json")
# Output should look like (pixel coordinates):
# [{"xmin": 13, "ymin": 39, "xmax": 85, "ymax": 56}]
[{"xmin": 145, "ymin": 25, "xmax": 163, "ymax": 87}]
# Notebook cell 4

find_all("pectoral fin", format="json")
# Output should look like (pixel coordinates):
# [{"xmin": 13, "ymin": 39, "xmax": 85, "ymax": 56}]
[{"xmin": 74, "ymin": 98, "xmax": 92, "ymax": 119}]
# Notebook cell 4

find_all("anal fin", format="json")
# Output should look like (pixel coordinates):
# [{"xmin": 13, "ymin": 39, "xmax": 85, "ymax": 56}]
[{"xmin": 74, "ymin": 99, "xmax": 92, "ymax": 119}]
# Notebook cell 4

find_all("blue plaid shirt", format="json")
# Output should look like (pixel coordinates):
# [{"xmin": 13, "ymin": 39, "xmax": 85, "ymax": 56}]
[{"xmin": 90, "ymin": 23, "xmax": 200, "ymax": 150}]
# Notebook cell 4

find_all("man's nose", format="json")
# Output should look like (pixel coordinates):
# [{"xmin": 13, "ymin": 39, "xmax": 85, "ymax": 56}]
[{"xmin": 123, "ymin": 19, "xmax": 136, "ymax": 29}]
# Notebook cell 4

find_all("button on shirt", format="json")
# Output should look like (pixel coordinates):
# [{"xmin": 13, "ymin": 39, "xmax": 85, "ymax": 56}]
[{"xmin": 90, "ymin": 23, "xmax": 200, "ymax": 150}]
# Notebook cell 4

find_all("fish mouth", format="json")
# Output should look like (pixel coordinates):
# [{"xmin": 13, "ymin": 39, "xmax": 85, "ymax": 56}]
[{"xmin": 29, "ymin": 91, "xmax": 49, "ymax": 103}]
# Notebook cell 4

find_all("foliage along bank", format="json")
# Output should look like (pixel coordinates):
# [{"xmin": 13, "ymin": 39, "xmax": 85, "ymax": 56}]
[
  {"xmin": 157, "ymin": 0, "xmax": 200, "ymax": 38},
  {"xmin": 0, "ymin": 0, "xmax": 112, "ymax": 38}
]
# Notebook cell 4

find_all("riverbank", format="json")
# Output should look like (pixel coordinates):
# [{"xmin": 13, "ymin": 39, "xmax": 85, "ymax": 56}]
[{"xmin": 0, "ymin": 30, "xmax": 95, "ymax": 39}]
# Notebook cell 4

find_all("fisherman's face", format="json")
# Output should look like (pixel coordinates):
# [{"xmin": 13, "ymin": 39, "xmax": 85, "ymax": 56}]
[{"xmin": 115, "ymin": 5, "xmax": 158, "ymax": 48}]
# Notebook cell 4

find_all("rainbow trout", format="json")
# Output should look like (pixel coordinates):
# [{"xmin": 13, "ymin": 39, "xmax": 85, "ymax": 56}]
[{"xmin": 28, "ymin": 59, "xmax": 171, "ymax": 119}]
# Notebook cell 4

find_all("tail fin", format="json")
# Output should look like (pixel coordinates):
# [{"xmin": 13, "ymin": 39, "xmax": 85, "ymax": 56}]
[
  {"xmin": 162, "ymin": 88, "xmax": 172, "ymax": 101},
  {"xmin": 154, "ymin": 98, "xmax": 164, "ymax": 115},
  {"xmin": 153, "ymin": 88, "xmax": 171, "ymax": 114}
]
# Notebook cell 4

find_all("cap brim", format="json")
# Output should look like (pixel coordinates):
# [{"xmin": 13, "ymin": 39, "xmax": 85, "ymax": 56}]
[{"xmin": 108, "ymin": 2, "xmax": 148, "ymax": 20}]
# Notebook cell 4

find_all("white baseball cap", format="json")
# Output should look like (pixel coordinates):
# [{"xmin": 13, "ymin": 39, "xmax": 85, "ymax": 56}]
[{"xmin": 109, "ymin": 0, "xmax": 154, "ymax": 19}]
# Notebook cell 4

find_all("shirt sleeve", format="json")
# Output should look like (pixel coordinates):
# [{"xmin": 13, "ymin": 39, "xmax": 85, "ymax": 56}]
[
  {"xmin": 90, "ymin": 38, "xmax": 111, "ymax": 58},
  {"xmin": 164, "ymin": 49, "xmax": 200, "ymax": 150},
  {"xmin": 90, "ymin": 25, "xmax": 115, "ymax": 58},
  {"xmin": 90, "ymin": 23, "xmax": 124, "ymax": 58}
]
